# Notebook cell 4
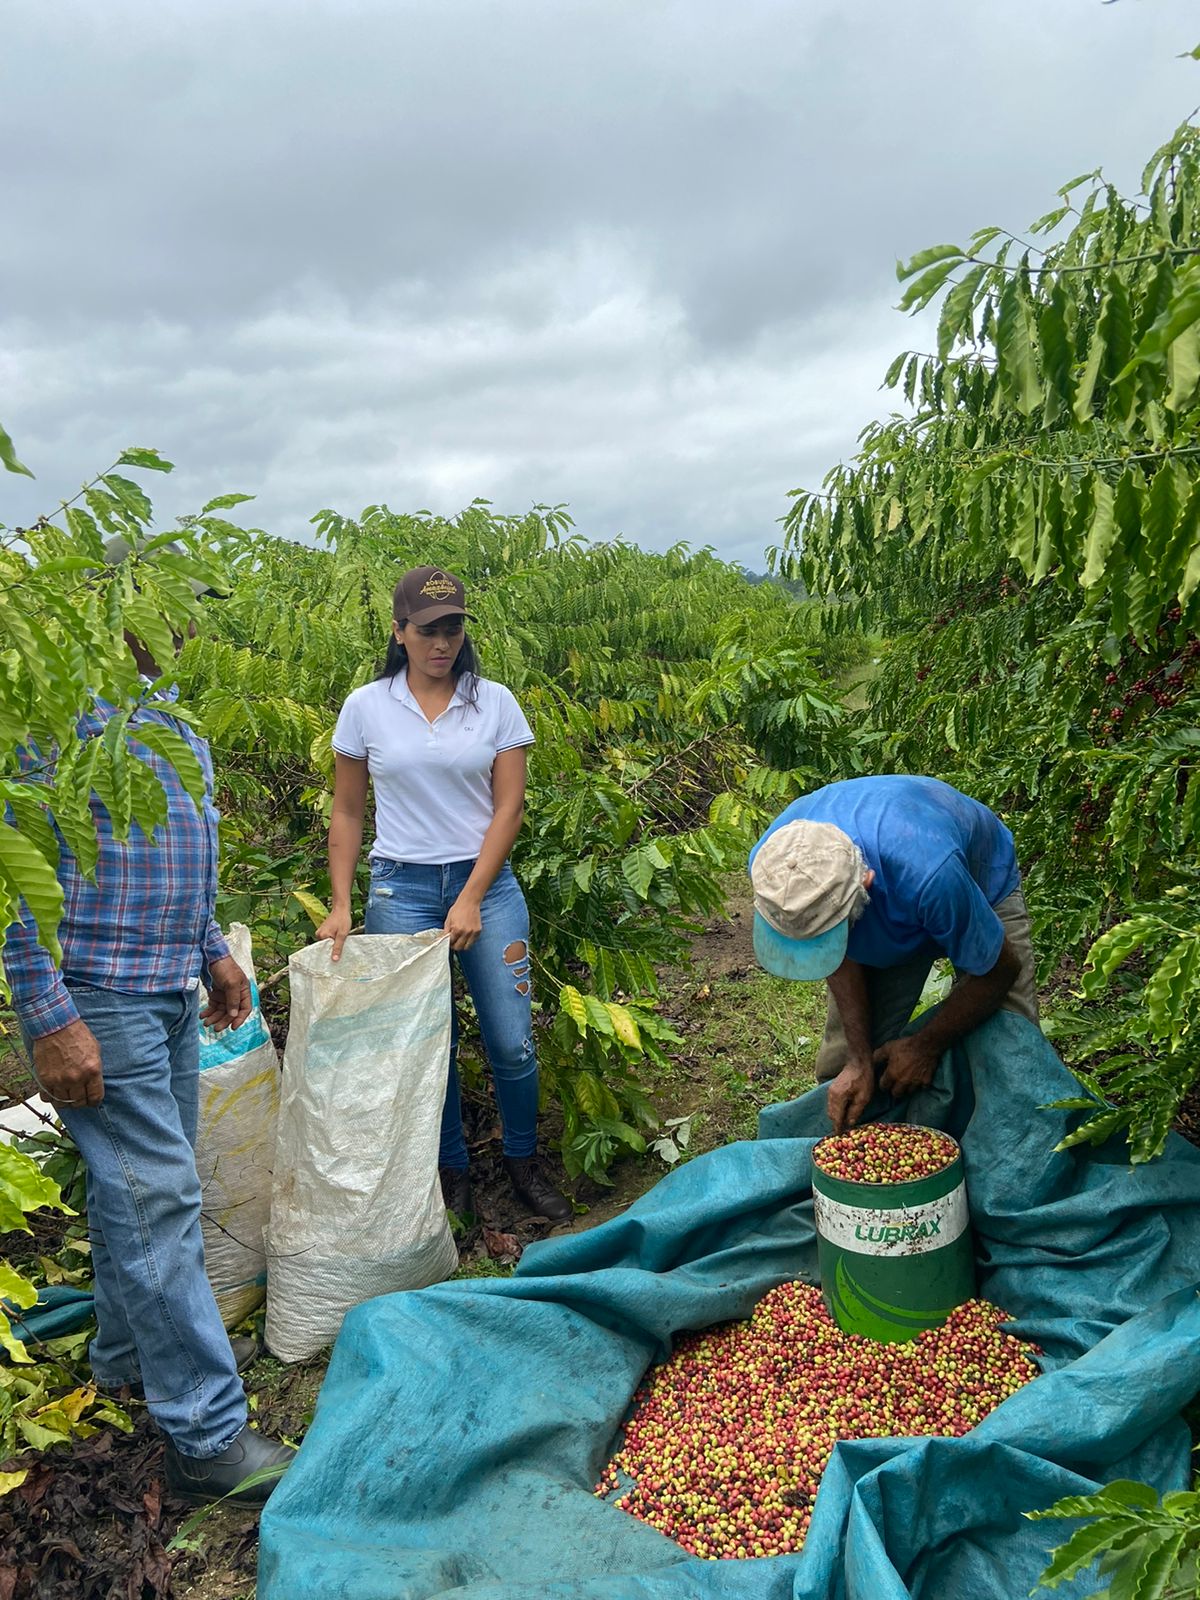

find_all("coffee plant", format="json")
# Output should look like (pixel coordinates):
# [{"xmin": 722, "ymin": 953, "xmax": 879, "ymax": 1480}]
[
  {"xmin": 780, "ymin": 114, "xmax": 1200, "ymax": 1166},
  {"xmin": 176, "ymin": 500, "xmax": 866, "ymax": 1178},
  {"xmin": 0, "ymin": 431, "xmax": 252, "ymax": 1475},
  {"xmin": 1028, "ymin": 1480, "xmax": 1200, "ymax": 1599}
]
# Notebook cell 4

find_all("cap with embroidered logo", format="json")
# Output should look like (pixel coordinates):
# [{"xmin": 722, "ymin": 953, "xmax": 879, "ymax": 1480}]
[{"xmin": 395, "ymin": 566, "xmax": 470, "ymax": 625}]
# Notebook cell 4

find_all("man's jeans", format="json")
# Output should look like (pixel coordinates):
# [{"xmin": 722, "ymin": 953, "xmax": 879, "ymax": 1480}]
[
  {"xmin": 814, "ymin": 888, "xmax": 1040, "ymax": 1082},
  {"xmin": 363, "ymin": 859, "xmax": 539, "ymax": 1169},
  {"xmin": 34, "ymin": 984, "xmax": 247, "ymax": 1458}
]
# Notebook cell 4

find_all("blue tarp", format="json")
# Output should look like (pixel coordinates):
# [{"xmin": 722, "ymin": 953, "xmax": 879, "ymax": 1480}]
[
  {"xmin": 257, "ymin": 1013, "xmax": 1200, "ymax": 1599},
  {"xmin": 1, "ymin": 1286, "xmax": 94, "ymax": 1347}
]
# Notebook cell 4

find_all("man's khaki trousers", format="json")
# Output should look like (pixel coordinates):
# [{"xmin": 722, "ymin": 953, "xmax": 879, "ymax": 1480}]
[{"xmin": 813, "ymin": 889, "xmax": 1040, "ymax": 1083}]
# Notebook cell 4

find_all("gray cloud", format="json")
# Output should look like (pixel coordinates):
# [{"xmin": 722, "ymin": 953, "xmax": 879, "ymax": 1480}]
[{"xmin": 3, "ymin": 0, "xmax": 1199, "ymax": 568}]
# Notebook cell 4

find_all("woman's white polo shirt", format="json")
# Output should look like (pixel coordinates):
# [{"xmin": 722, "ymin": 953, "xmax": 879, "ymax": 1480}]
[{"xmin": 332, "ymin": 670, "xmax": 534, "ymax": 864}]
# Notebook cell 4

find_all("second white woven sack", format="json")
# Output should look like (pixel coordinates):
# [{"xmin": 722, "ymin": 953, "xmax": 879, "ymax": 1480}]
[{"xmin": 265, "ymin": 931, "xmax": 459, "ymax": 1362}]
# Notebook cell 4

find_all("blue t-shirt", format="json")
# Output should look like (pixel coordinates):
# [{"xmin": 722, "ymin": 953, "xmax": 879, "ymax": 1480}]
[{"xmin": 751, "ymin": 777, "xmax": 1019, "ymax": 975}]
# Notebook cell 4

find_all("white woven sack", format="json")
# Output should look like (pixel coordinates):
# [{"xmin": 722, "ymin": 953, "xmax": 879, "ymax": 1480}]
[
  {"xmin": 265, "ymin": 930, "xmax": 459, "ymax": 1363},
  {"xmin": 197, "ymin": 922, "xmax": 280, "ymax": 1329}
]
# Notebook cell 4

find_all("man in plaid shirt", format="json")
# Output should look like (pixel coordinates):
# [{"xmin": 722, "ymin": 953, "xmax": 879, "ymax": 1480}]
[{"xmin": 5, "ymin": 563, "xmax": 292, "ymax": 1505}]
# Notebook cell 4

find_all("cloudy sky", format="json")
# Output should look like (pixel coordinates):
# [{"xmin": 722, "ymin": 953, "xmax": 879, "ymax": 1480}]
[{"xmin": 4, "ymin": 1, "xmax": 1199, "ymax": 569}]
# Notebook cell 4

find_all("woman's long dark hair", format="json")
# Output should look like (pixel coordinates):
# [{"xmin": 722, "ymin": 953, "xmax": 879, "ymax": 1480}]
[{"xmin": 377, "ymin": 619, "xmax": 481, "ymax": 709}]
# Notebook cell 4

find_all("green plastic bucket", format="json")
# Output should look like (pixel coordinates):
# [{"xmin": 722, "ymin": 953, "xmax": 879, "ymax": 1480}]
[{"xmin": 811, "ymin": 1126, "xmax": 975, "ymax": 1344}]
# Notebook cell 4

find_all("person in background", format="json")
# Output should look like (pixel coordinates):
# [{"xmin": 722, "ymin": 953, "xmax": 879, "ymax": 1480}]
[
  {"xmin": 748, "ymin": 775, "xmax": 1039, "ymax": 1133},
  {"xmin": 317, "ymin": 565, "xmax": 571, "ymax": 1224},
  {"xmin": 4, "ymin": 540, "xmax": 293, "ymax": 1504}
]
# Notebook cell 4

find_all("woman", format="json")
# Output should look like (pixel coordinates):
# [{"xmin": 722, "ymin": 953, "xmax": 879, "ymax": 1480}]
[{"xmin": 316, "ymin": 565, "xmax": 571, "ymax": 1224}]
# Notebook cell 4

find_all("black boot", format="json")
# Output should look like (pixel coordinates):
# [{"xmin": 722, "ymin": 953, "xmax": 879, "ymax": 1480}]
[
  {"xmin": 164, "ymin": 1424, "xmax": 294, "ymax": 1505},
  {"xmin": 439, "ymin": 1165, "xmax": 474, "ymax": 1220},
  {"xmin": 504, "ymin": 1155, "xmax": 572, "ymax": 1223}
]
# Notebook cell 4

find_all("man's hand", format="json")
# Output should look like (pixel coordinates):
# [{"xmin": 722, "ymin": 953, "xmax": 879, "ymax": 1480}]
[
  {"xmin": 33, "ymin": 1020, "xmax": 104, "ymax": 1108},
  {"xmin": 873, "ymin": 1032, "xmax": 940, "ymax": 1099},
  {"xmin": 444, "ymin": 893, "xmax": 483, "ymax": 952},
  {"xmin": 315, "ymin": 908, "xmax": 353, "ymax": 962},
  {"xmin": 202, "ymin": 956, "xmax": 253, "ymax": 1033},
  {"xmin": 826, "ymin": 1060, "xmax": 875, "ymax": 1133}
]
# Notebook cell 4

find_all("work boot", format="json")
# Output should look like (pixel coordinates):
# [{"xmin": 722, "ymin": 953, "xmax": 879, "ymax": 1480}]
[
  {"xmin": 439, "ymin": 1165, "xmax": 474, "ymax": 1220},
  {"xmin": 504, "ymin": 1155, "xmax": 572, "ymax": 1223},
  {"xmin": 96, "ymin": 1334, "xmax": 260, "ymax": 1402},
  {"xmin": 164, "ymin": 1424, "xmax": 295, "ymax": 1506}
]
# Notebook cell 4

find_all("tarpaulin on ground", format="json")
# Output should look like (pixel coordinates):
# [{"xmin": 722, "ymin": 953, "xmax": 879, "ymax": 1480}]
[{"xmin": 258, "ymin": 1013, "xmax": 1200, "ymax": 1600}]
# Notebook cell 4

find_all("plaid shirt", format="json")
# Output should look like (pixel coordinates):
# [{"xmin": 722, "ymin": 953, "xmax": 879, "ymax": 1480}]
[{"xmin": 5, "ymin": 691, "xmax": 229, "ymax": 1039}]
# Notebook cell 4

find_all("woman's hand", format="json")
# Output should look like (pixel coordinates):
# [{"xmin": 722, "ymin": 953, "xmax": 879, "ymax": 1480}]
[
  {"xmin": 445, "ymin": 893, "xmax": 483, "ymax": 951},
  {"xmin": 316, "ymin": 907, "xmax": 354, "ymax": 962}
]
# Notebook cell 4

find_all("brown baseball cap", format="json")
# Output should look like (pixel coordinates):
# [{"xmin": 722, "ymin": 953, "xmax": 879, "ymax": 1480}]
[{"xmin": 394, "ymin": 566, "xmax": 470, "ymax": 624}]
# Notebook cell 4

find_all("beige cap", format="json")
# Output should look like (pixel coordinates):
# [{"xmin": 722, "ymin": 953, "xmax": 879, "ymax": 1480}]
[{"xmin": 750, "ymin": 820, "xmax": 863, "ymax": 940}]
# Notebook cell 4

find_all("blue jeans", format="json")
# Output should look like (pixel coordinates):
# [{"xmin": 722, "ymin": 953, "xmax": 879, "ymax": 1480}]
[
  {"xmin": 34, "ymin": 985, "xmax": 247, "ymax": 1458},
  {"xmin": 363, "ymin": 860, "xmax": 538, "ymax": 1167}
]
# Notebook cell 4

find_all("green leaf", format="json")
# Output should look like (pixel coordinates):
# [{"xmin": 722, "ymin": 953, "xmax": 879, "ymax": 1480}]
[
  {"xmin": 1057, "ymin": 170, "xmax": 1098, "ymax": 196},
  {"xmin": 200, "ymin": 492, "xmax": 255, "ymax": 515},
  {"xmin": 1081, "ymin": 914, "xmax": 1162, "ymax": 995},
  {"xmin": 128, "ymin": 722, "xmax": 206, "ymax": 807},
  {"xmin": 896, "ymin": 244, "xmax": 963, "ymax": 282},
  {"xmin": 1143, "ymin": 466, "xmax": 1178, "ymax": 569},
  {"xmin": 1010, "ymin": 470, "xmax": 1037, "ymax": 575},
  {"xmin": 882, "ymin": 350, "xmax": 908, "ymax": 389},
  {"xmin": 1080, "ymin": 477, "xmax": 1118, "ymax": 591},
  {"xmin": 621, "ymin": 847, "xmax": 655, "ymax": 899},
  {"xmin": 0, "ymin": 1261, "xmax": 39, "ymax": 1311},
  {"xmin": 936, "ymin": 266, "xmax": 987, "ymax": 360},
  {"xmin": 0, "ymin": 423, "xmax": 34, "ymax": 478},
  {"xmin": 996, "ymin": 275, "xmax": 1042, "ymax": 415},
  {"xmin": 1127, "ymin": 264, "xmax": 1200, "ymax": 364},
  {"xmin": 1180, "ymin": 532, "xmax": 1200, "ymax": 609},
  {"xmin": 1038, "ymin": 281, "xmax": 1074, "ymax": 417},
  {"xmin": 116, "ymin": 447, "xmax": 174, "ymax": 473},
  {"xmin": 101, "ymin": 474, "xmax": 153, "ymax": 525},
  {"xmin": 123, "ymin": 595, "xmax": 178, "ymax": 679},
  {"xmin": 1145, "ymin": 934, "xmax": 1200, "ymax": 1044},
  {"xmin": 0, "ymin": 818, "xmax": 63, "ymax": 962},
  {"xmin": 1032, "ymin": 1514, "xmax": 1143, "ymax": 1588},
  {"xmin": 1122, "ymin": 1529, "xmax": 1188, "ymax": 1600},
  {"xmin": 1165, "ymin": 323, "xmax": 1200, "ymax": 412},
  {"xmin": 0, "ymin": 1140, "xmax": 68, "ymax": 1216},
  {"xmin": 558, "ymin": 984, "xmax": 589, "ymax": 1035},
  {"xmin": 1074, "ymin": 319, "xmax": 1107, "ymax": 422},
  {"xmin": 898, "ymin": 258, "xmax": 965, "ymax": 314},
  {"xmin": 582, "ymin": 994, "xmax": 616, "ymax": 1035},
  {"xmin": 1094, "ymin": 1481, "xmax": 1166, "ymax": 1512},
  {"xmin": 0, "ymin": 1310, "xmax": 33, "ymax": 1364}
]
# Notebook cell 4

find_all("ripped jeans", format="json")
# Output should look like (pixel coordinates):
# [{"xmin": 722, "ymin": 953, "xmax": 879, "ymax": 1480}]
[{"xmin": 364, "ymin": 858, "xmax": 538, "ymax": 1167}]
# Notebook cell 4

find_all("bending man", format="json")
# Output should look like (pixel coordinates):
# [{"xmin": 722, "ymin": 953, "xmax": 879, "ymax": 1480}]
[{"xmin": 749, "ymin": 776, "xmax": 1038, "ymax": 1131}]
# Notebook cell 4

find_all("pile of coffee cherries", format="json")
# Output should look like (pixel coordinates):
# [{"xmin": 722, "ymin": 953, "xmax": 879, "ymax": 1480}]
[
  {"xmin": 594, "ymin": 1284, "xmax": 1039, "ymax": 1562},
  {"xmin": 813, "ymin": 1123, "xmax": 958, "ymax": 1185}
]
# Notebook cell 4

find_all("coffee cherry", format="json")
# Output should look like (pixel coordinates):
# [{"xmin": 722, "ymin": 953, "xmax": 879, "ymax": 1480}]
[
  {"xmin": 595, "ymin": 1284, "xmax": 1040, "ymax": 1561},
  {"xmin": 813, "ymin": 1123, "xmax": 958, "ymax": 1185}
]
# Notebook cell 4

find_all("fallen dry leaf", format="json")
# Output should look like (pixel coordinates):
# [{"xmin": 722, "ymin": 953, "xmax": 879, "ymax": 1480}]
[{"xmin": 482, "ymin": 1227, "xmax": 522, "ymax": 1264}]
